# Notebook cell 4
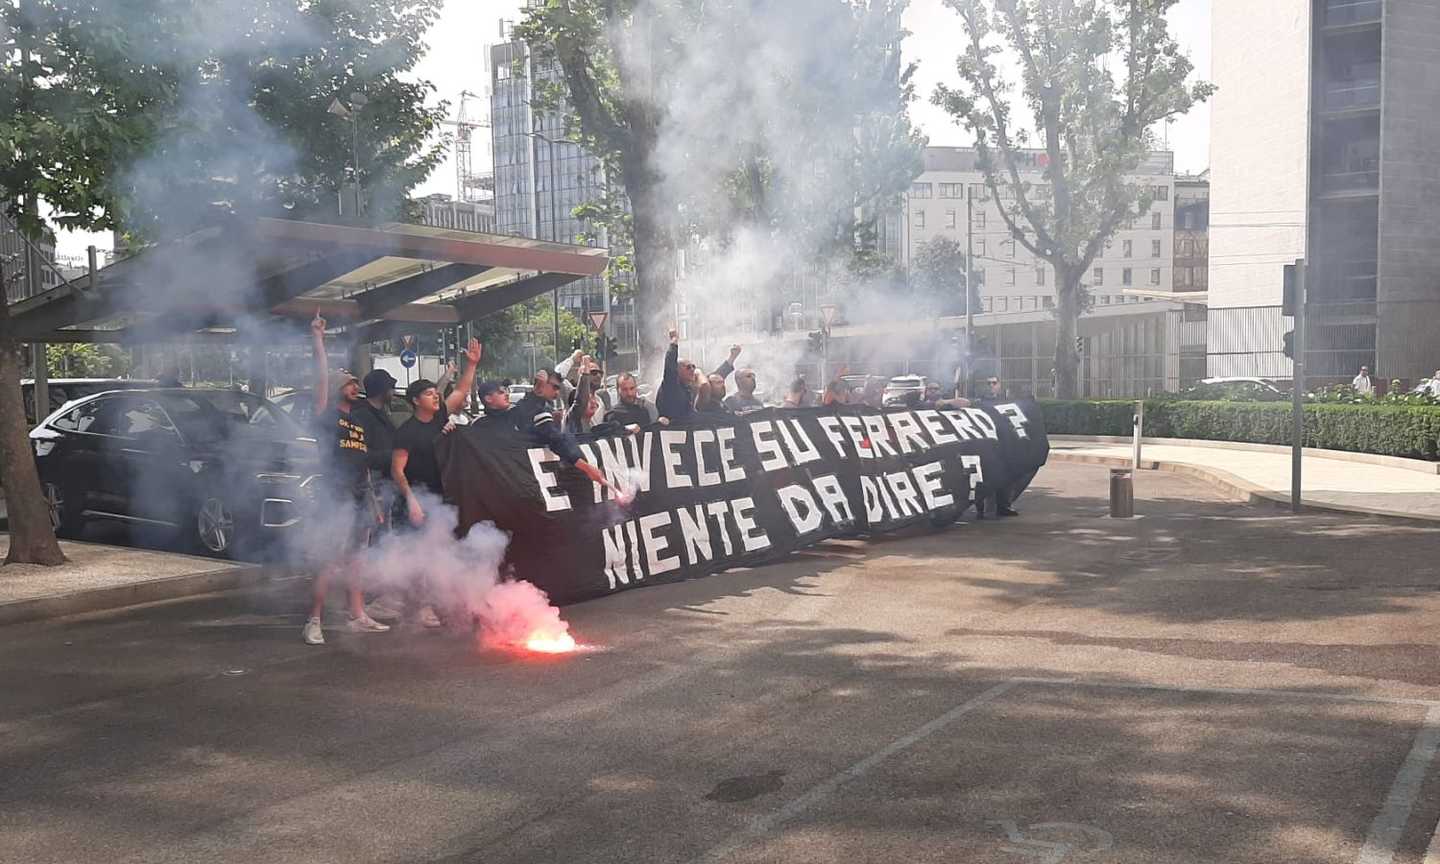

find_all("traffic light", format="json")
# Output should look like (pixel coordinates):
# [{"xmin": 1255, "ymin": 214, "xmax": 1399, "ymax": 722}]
[
  {"xmin": 1075, "ymin": 336, "xmax": 1085, "ymax": 354},
  {"xmin": 1282, "ymin": 330, "xmax": 1294, "ymax": 359},
  {"xmin": 1282, "ymin": 264, "xmax": 1297, "ymax": 316},
  {"xmin": 807, "ymin": 330, "xmax": 826, "ymax": 354}
]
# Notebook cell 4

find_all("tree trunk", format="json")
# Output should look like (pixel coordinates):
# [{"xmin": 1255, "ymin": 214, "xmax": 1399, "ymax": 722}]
[
  {"xmin": 624, "ymin": 163, "xmax": 676, "ymax": 364},
  {"xmin": 1053, "ymin": 269, "xmax": 1082, "ymax": 400},
  {"xmin": 0, "ymin": 290, "xmax": 66, "ymax": 566}
]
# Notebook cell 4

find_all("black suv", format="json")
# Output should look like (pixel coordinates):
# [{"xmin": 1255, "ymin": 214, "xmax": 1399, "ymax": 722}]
[{"xmin": 29, "ymin": 388, "xmax": 320, "ymax": 557}]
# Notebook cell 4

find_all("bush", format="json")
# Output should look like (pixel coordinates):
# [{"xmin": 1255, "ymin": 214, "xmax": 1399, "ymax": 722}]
[{"xmin": 1041, "ymin": 399, "xmax": 1440, "ymax": 460}]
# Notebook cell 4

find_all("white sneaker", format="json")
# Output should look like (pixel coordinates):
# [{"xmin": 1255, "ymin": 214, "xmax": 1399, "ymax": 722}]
[
  {"xmin": 416, "ymin": 605, "xmax": 442, "ymax": 629},
  {"xmin": 347, "ymin": 614, "xmax": 391, "ymax": 633},
  {"xmin": 302, "ymin": 616, "xmax": 325, "ymax": 645},
  {"xmin": 364, "ymin": 596, "xmax": 404, "ymax": 621}
]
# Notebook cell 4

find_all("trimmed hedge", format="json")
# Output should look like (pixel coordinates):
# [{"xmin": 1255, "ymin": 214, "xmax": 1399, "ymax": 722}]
[{"xmin": 1040, "ymin": 399, "xmax": 1440, "ymax": 461}]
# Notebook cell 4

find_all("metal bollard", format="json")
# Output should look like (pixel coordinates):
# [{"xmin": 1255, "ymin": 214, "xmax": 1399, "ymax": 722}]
[{"xmin": 1109, "ymin": 468, "xmax": 1134, "ymax": 518}]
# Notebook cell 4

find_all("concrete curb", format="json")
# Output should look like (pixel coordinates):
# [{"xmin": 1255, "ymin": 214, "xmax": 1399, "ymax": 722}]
[
  {"xmin": 1047, "ymin": 451, "xmax": 1440, "ymax": 525},
  {"xmin": 0, "ymin": 564, "xmax": 281, "ymax": 627},
  {"xmin": 1051, "ymin": 435, "xmax": 1440, "ymax": 475}
]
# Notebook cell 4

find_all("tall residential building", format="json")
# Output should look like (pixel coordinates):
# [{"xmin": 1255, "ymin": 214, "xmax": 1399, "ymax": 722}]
[
  {"xmin": 414, "ymin": 193, "xmax": 496, "ymax": 234},
  {"xmin": 1209, "ymin": 0, "xmax": 1440, "ymax": 383},
  {"xmin": 490, "ymin": 16, "xmax": 635, "ymax": 355},
  {"xmin": 905, "ymin": 147, "xmax": 1177, "ymax": 312},
  {"xmin": 1173, "ymin": 173, "xmax": 1210, "ymax": 293}
]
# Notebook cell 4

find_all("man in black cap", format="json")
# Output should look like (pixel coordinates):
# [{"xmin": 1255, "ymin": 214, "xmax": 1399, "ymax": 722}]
[
  {"xmin": 510, "ymin": 368, "xmax": 611, "ymax": 489},
  {"xmin": 355, "ymin": 368, "xmax": 400, "ymax": 499}
]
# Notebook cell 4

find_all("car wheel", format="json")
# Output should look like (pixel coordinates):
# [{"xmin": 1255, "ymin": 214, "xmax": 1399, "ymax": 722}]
[
  {"xmin": 196, "ymin": 496, "xmax": 236, "ymax": 555},
  {"xmin": 42, "ymin": 480, "xmax": 81, "ymax": 535}
]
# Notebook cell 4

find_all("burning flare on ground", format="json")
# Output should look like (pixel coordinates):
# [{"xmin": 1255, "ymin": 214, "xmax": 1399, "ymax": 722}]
[{"xmin": 473, "ymin": 579, "xmax": 579, "ymax": 655}]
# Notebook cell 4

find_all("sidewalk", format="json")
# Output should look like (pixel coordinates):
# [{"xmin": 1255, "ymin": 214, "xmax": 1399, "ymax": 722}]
[
  {"xmin": 1050, "ymin": 436, "xmax": 1440, "ymax": 522},
  {"xmin": 0, "ymin": 536, "xmax": 278, "ymax": 625}
]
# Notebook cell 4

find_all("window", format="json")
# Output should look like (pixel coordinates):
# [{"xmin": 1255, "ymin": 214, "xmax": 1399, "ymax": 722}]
[
  {"xmin": 1002, "ymin": 239, "xmax": 1015, "ymax": 258},
  {"xmin": 968, "ymin": 183, "xmax": 990, "ymax": 201},
  {"xmin": 1093, "ymin": 267, "xmax": 1104, "ymax": 286},
  {"xmin": 946, "ymin": 210, "xmax": 957, "ymax": 229},
  {"xmin": 1122, "ymin": 267, "xmax": 1133, "ymax": 286},
  {"xmin": 1182, "ymin": 212, "xmax": 1194, "ymax": 230},
  {"xmin": 939, "ymin": 183, "xmax": 963, "ymax": 199},
  {"xmin": 1176, "ymin": 268, "xmax": 1191, "ymax": 287},
  {"xmin": 1195, "ymin": 267, "xmax": 1208, "ymax": 287},
  {"xmin": 912, "ymin": 209, "xmax": 925, "ymax": 229},
  {"xmin": 1036, "ymin": 267, "xmax": 1046, "ymax": 286},
  {"xmin": 1150, "ymin": 268, "xmax": 1162, "ymax": 285},
  {"xmin": 1154, "ymin": 185, "xmax": 1169, "ymax": 201},
  {"xmin": 1152, "ymin": 239, "xmax": 1162, "ymax": 258},
  {"xmin": 116, "ymin": 399, "xmax": 176, "ymax": 439},
  {"xmin": 1042, "ymin": 295, "xmax": 1054, "ymax": 309},
  {"xmin": 1005, "ymin": 268, "xmax": 1016, "ymax": 286},
  {"xmin": 911, "ymin": 183, "xmax": 933, "ymax": 199},
  {"xmin": 1122, "ymin": 240, "xmax": 1133, "ymax": 258},
  {"xmin": 973, "ymin": 211, "xmax": 986, "ymax": 229},
  {"xmin": 1152, "ymin": 212, "xmax": 1162, "ymax": 230},
  {"xmin": 976, "ymin": 239, "xmax": 987, "ymax": 257}
]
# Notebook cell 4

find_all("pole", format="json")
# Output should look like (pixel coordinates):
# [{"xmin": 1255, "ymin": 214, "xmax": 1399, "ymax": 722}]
[
  {"xmin": 964, "ymin": 195, "xmax": 975, "ymax": 397},
  {"xmin": 350, "ymin": 115, "xmax": 360, "ymax": 217},
  {"xmin": 1132, "ymin": 399, "xmax": 1144, "ymax": 471},
  {"xmin": 1290, "ymin": 258, "xmax": 1307, "ymax": 513},
  {"xmin": 548, "ymin": 136, "xmax": 560, "ymax": 360}
]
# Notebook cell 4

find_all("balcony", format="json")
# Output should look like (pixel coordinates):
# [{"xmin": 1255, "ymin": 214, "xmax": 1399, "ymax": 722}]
[{"xmin": 1324, "ymin": 0, "xmax": 1381, "ymax": 28}]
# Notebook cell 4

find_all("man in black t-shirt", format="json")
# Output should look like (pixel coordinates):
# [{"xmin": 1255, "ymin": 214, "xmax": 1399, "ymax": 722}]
[{"xmin": 303, "ymin": 315, "xmax": 391, "ymax": 645}]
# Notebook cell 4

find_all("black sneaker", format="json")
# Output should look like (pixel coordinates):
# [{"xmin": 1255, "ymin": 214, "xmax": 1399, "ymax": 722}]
[{"xmin": 998, "ymin": 508, "xmax": 1020, "ymax": 517}]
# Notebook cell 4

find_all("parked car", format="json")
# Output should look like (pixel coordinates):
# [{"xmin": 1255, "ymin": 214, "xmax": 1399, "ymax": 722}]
[
  {"xmin": 882, "ymin": 375, "xmax": 927, "ymax": 406},
  {"xmin": 29, "ymin": 388, "xmax": 320, "ymax": 557},
  {"xmin": 1188, "ymin": 377, "xmax": 1288, "ymax": 401},
  {"xmin": 22, "ymin": 378, "xmax": 155, "ymax": 426},
  {"xmin": 273, "ymin": 387, "xmax": 411, "ymax": 429}
]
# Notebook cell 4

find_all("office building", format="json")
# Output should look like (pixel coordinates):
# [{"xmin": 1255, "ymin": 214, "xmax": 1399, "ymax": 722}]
[
  {"xmin": 903, "ymin": 146, "xmax": 1177, "ymax": 312},
  {"xmin": 1, "ymin": 214, "xmax": 60, "ymax": 303},
  {"xmin": 491, "ymin": 17, "xmax": 635, "ymax": 356},
  {"xmin": 1209, "ymin": 0, "xmax": 1440, "ymax": 383}
]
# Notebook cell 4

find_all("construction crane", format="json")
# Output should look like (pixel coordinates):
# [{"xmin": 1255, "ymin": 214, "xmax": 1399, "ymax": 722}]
[{"xmin": 438, "ymin": 90, "xmax": 492, "ymax": 203}]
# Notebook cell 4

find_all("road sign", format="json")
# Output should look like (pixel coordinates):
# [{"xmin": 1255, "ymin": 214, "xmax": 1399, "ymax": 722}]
[
  {"xmin": 588, "ymin": 311, "xmax": 609, "ymax": 332},
  {"xmin": 819, "ymin": 304, "xmax": 839, "ymax": 327},
  {"xmin": 399, "ymin": 350, "xmax": 417, "ymax": 369}
]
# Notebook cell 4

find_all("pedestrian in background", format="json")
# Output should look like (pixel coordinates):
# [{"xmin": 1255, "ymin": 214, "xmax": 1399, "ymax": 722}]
[{"xmin": 1352, "ymin": 365, "xmax": 1375, "ymax": 396}]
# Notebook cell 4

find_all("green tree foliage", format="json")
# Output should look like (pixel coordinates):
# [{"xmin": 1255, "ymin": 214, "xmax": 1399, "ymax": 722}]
[
  {"xmin": 2, "ymin": 0, "xmax": 446, "ymax": 240},
  {"xmin": 469, "ymin": 298, "xmax": 590, "ymax": 379},
  {"xmin": 910, "ymin": 235, "xmax": 983, "ymax": 316},
  {"xmin": 933, "ymin": 0, "xmax": 1213, "ymax": 399},
  {"xmin": 45, "ymin": 343, "xmax": 132, "ymax": 378}
]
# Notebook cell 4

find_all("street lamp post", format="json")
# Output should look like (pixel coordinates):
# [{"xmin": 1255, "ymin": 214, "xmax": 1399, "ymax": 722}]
[{"xmin": 525, "ymin": 129, "xmax": 582, "ymax": 362}]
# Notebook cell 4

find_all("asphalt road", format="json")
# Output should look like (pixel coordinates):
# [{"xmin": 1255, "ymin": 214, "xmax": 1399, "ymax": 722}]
[{"xmin": 5, "ymin": 462, "xmax": 1440, "ymax": 864}]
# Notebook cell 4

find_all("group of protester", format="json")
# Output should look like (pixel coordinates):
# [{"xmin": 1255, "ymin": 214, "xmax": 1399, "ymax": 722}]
[{"xmin": 302, "ymin": 319, "xmax": 1020, "ymax": 644}]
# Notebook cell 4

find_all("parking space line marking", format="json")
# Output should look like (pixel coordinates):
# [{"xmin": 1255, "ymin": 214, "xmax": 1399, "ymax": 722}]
[
  {"xmin": 1357, "ymin": 705, "xmax": 1440, "ymax": 864},
  {"xmin": 687, "ymin": 679, "xmax": 1022, "ymax": 864},
  {"xmin": 1012, "ymin": 677, "xmax": 1440, "ymax": 708}
]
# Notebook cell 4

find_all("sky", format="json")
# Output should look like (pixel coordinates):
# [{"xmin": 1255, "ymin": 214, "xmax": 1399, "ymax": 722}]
[{"xmin": 55, "ymin": 0, "xmax": 1211, "ymax": 258}]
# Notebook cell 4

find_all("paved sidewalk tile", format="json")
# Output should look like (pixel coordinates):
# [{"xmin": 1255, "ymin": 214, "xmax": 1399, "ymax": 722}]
[{"xmin": 1053, "ymin": 442, "xmax": 1440, "ymax": 520}]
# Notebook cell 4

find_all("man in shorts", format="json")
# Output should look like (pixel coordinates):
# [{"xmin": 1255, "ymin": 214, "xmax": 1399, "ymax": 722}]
[{"xmin": 303, "ymin": 314, "xmax": 391, "ymax": 645}]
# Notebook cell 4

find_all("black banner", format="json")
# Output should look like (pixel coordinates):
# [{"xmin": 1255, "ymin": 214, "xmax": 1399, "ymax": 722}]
[{"xmin": 439, "ymin": 401, "xmax": 1048, "ymax": 604}]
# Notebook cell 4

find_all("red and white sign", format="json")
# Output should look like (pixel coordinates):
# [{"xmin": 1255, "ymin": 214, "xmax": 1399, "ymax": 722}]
[{"xmin": 587, "ymin": 311, "xmax": 609, "ymax": 332}]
